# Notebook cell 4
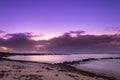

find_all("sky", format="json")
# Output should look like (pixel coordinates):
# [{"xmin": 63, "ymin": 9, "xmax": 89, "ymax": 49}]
[{"xmin": 0, "ymin": 0, "xmax": 120, "ymax": 53}]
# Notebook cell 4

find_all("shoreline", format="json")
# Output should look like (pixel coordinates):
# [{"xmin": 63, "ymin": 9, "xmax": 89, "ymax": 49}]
[
  {"xmin": 0, "ymin": 58, "xmax": 118, "ymax": 80},
  {"xmin": 56, "ymin": 63, "xmax": 118, "ymax": 80},
  {"xmin": 74, "ymin": 63, "xmax": 120, "ymax": 80}
]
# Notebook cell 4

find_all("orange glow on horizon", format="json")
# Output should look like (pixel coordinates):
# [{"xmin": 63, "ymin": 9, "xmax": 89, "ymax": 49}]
[
  {"xmin": 0, "ymin": 46, "xmax": 13, "ymax": 51},
  {"xmin": 1, "ymin": 46, "xmax": 7, "ymax": 51}
]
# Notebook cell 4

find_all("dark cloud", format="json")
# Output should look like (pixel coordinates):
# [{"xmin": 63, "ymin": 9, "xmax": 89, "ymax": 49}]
[
  {"xmin": 7, "ymin": 33, "xmax": 32, "ymax": 38},
  {"xmin": 4, "ymin": 33, "xmax": 36, "ymax": 52},
  {"xmin": 0, "ymin": 32, "xmax": 43, "ymax": 52},
  {"xmin": 0, "ymin": 30, "xmax": 120, "ymax": 53},
  {"xmin": 60, "ymin": 30, "xmax": 85, "ymax": 38},
  {"xmin": 0, "ymin": 38, "xmax": 5, "ymax": 46},
  {"xmin": 40, "ymin": 31, "xmax": 120, "ymax": 53}
]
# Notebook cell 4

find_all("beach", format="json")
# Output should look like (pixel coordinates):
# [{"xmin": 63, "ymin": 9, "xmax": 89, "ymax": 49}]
[{"xmin": 0, "ymin": 58, "xmax": 107, "ymax": 80}]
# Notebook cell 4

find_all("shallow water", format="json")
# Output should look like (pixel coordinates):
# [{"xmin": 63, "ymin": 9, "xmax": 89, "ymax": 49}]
[
  {"xmin": 74, "ymin": 59, "xmax": 120, "ymax": 79},
  {"xmin": 7, "ymin": 53, "xmax": 120, "ymax": 79},
  {"xmin": 75, "ymin": 59, "xmax": 120, "ymax": 73},
  {"xmin": 8, "ymin": 54, "xmax": 120, "ymax": 63}
]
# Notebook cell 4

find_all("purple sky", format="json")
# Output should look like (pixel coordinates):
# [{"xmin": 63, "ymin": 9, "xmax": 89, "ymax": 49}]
[
  {"xmin": 0, "ymin": 0, "xmax": 120, "ymax": 53},
  {"xmin": 0, "ymin": 0, "xmax": 120, "ymax": 38}
]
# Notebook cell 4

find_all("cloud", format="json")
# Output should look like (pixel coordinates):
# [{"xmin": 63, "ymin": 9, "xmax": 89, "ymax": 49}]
[
  {"xmin": 40, "ymin": 31, "xmax": 120, "ymax": 53},
  {"xmin": 0, "ymin": 30, "xmax": 6, "ymax": 34},
  {"xmin": 60, "ymin": 30, "xmax": 85, "ymax": 38},
  {"xmin": 6, "ymin": 32, "xmax": 32, "ymax": 39},
  {"xmin": 0, "ymin": 37, "xmax": 5, "ymax": 46},
  {"xmin": 0, "ymin": 32, "xmax": 49, "ymax": 52},
  {"xmin": 0, "ymin": 32, "xmax": 40, "ymax": 52},
  {"xmin": 0, "ymin": 30, "xmax": 7, "ymax": 39},
  {"xmin": 3, "ymin": 33, "xmax": 36, "ymax": 52},
  {"xmin": 0, "ymin": 30, "xmax": 120, "ymax": 53}
]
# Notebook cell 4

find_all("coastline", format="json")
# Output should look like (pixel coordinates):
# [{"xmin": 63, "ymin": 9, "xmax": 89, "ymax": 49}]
[
  {"xmin": 0, "ymin": 58, "xmax": 117, "ymax": 80},
  {"xmin": 74, "ymin": 64, "xmax": 120, "ymax": 80},
  {"xmin": 76, "ymin": 59, "xmax": 120, "ymax": 80}
]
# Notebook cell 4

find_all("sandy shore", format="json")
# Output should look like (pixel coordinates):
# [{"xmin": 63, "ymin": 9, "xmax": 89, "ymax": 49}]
[{"xmin": 0, "ymin": 58, "xmax": 107, "ymax": 80}]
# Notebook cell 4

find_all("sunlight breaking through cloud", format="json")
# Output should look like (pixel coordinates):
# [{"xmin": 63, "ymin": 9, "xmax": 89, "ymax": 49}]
[{"xmin": 0, "ymin": 46, "xmax": 13, "ymax": 52}]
